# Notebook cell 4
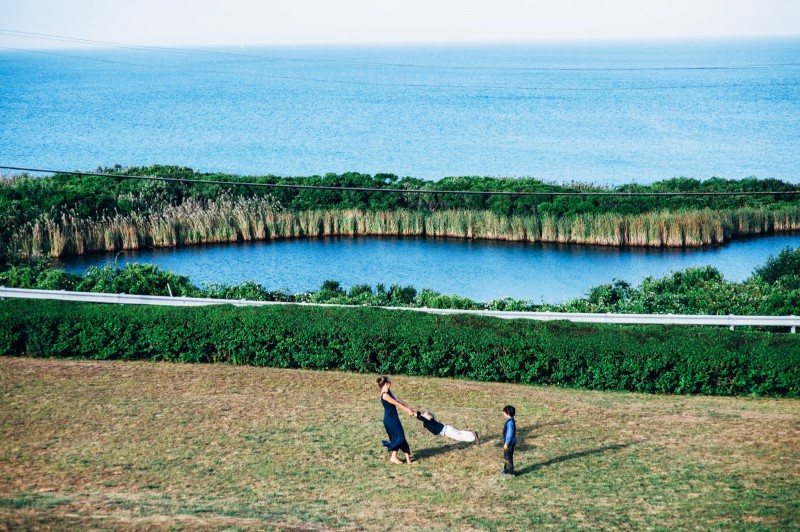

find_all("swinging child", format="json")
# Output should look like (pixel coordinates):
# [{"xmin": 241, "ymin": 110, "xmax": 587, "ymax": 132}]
[{"xmin": 415, "ymin": 409, "xmax": 478, "ymax": 444}]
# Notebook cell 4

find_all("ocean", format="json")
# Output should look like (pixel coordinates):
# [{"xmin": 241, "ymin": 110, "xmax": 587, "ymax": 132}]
[{"xmin": 1, "ymin": 38, "xmax": 799, "ymax": 184}]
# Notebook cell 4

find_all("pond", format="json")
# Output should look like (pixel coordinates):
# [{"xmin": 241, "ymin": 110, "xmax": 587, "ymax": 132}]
[{"xmin": 54, "ymin": 233, "xmax": 800, "ymax": 303}]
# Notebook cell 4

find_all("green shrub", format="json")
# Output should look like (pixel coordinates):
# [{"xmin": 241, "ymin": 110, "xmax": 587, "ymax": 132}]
[
  {"xmin": 74, "ymin": 264, "xmax": 199, "ymax": 297},
  {"xmin": 2, "ymin": 299, "xmax": 798, "ymax": 397},
  {"xmin": 416, "ymin": 289, "xmax": 480, "ymax": 310},
  {"xmin": 754, "ymin": 246, "xmax": 800, "ymax": 284},
  {"xmin": 0, "ymin": 259, "xmax": 52, "ymax": 288},
  {"xmin": 348, "ymin": 283, "xmax": 373, "ymax": 298},
  {"xmin": 201, "ymin": 281, "xmax": 294, "ymax": 302}
]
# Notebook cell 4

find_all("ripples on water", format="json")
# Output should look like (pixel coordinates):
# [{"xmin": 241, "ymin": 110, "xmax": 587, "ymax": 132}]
[
  {"xmin": 1, "ymin": 39, "xmax": 799, "ymax": 183},
  {"xmin": 55, "ymin": 234, "xmax": 800, "ymax": 303}
]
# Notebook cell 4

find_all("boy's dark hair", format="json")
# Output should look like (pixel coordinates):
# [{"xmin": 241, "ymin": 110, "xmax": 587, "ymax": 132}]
[{"xmin": 503, "ymin": 405, "xmax": 516, "ymax": 417}]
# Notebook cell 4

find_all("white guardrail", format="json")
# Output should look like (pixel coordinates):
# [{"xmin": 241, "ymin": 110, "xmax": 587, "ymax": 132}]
[{"xmin": 1, "ymin": 287, "xmax": 798, "ymax": 333}]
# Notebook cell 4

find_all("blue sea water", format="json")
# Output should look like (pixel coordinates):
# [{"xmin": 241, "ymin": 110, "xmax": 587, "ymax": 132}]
[{"xmin": 1, "ymin": 38, "xmax": 799, "ymax": 183}]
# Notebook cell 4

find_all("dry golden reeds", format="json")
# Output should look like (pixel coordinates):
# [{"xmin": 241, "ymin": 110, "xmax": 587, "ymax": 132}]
[{"xmin": 8, "ymin": 198, "xmax": 800, "ymax": 258}]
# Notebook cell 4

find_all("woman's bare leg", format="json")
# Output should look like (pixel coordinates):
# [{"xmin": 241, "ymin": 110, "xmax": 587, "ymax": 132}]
[{"xmin": 390, "ymin": 451, "xmax": 403, "ymax": 464}]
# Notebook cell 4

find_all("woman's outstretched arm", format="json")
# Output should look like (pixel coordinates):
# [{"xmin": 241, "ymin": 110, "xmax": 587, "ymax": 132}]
[
  {"xmin": 381, "ymin": 392, "xmax": 416, "ymax": 415},
  {"xmin": 392, "ymin": 394, "xmax": 417, "ymax": 414}
]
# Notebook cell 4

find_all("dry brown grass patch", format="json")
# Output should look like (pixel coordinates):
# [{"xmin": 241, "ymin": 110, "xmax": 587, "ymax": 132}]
[{"xmin": 1, "ymin": 357, "xmax": 799, "ymax": 530}]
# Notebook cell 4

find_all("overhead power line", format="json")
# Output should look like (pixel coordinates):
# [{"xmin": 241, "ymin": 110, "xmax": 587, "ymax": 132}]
[
  {"xmin": 2, "ymin": 165, "xmax": 799, "ymax": 198},
  {"xmin": 3, "ymin": 45, "xmax": 796, "ymax": 93},
  {"xmin": 0, "ymin": 46, "xmax": 800, "ymax": 93},
  {"xmin": 2, "ymin": 30, "xmax": 799, "ymax": 93},
  {"xmin": 6, "ymin": 43, "xmax": 796, "ymax": 92},
  {"xmin": 0, "ymin": 45, "xmax": 149, "ymax": 67}
]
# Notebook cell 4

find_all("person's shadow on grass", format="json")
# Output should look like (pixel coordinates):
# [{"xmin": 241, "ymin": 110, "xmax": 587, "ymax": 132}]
[
  {"xmin": 513, "ymin": 421, "xmax": 569, "ymax": 452},
  {"xmin": 515, "ymin": 441, "xmax": 641, "ymax": 476},
  {"xmin": 414, "ymin": 441, "xmax": 474, "ymax": 460}
]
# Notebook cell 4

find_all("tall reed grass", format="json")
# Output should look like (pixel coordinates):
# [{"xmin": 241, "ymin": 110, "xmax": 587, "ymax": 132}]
[{"xmin": 8, "ymin": 197, "xmax": 800, "ymax": 258}]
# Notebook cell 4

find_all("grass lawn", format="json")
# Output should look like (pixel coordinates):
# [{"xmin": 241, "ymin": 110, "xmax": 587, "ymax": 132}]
[{"xmin": 1, "ymin": 357, "xmax": 798, "ymax": 530}]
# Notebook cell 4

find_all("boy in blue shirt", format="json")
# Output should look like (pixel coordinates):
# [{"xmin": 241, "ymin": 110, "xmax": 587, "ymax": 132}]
[{"xmin": 502, "ymin": 405, "xmax": 517, "ymax": 477}]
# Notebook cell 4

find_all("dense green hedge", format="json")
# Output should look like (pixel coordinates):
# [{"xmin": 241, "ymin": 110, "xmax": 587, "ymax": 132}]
[{"xmin": 2, "ymin": 299, "xmax": 798, "ymax": 397}]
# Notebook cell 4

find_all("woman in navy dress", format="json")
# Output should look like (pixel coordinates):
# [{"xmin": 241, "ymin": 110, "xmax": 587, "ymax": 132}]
[{"xmin": 376, "ymin": 376, "xmax": 416, "ymax": 464}]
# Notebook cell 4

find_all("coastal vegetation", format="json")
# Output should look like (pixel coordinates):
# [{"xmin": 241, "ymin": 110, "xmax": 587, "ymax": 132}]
[
  {"xmin": 2, "ymin": 166, "xmax": 799, "ymax": 259},
  {"xmin": 3, "ymin": 246, "xmax": 799, "ymax": 315},
  {"xmin": 2, "ymin": 297, "xmax": 799, "ymax": 397}
]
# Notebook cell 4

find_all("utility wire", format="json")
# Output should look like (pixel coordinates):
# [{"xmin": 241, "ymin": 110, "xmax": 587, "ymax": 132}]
[
  {"xmin": 3, "ymin": 30, "xmax": 799, "ymax": 92},
  {"xmin": 2, "ymin": 44, "xmax": 797, "ymax": 93},
  {"xmin": 2, "ymin": 165, "xmax": 798, "ymax": 198},
  {"xmin": 0, "ymin": 29, "xmax": 236, "ymax": 57},
  {"xmin": 0, "ymin": 45, "xmax": 153, "ymax": 68}
]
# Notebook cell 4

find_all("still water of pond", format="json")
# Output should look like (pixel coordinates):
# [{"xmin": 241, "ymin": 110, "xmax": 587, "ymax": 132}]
[{"xmin": 54, "ymin": 234, "xmax": 800, "ymax": 303}]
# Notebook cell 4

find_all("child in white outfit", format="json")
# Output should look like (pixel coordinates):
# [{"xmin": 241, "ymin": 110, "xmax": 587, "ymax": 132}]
[{"xmin": 415, "ymin": 410, "xmax": 478, "ymax": 443}]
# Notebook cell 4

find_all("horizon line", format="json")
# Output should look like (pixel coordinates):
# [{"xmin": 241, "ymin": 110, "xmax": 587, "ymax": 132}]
[{"xmin": 2, "ymin": 32, "xmax": 800, "ymax": 53}]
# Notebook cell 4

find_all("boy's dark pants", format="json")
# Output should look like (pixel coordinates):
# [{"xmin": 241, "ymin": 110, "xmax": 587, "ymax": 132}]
[{"xmin": 503, "ymin": 442, "xmax": 516, "ymax": 474}]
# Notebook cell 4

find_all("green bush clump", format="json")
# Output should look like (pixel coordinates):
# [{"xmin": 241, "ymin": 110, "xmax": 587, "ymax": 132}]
[
  {"xmin": 2, "ymin": 299, "xmax": 798, "ymax": 397},
  {"xmin": 754, "ymin": 246, "xmax": 800, "ymax": 287},
  {"xmin": 0, "ymin": 258, "xmax": 82, "ymax": 290},
  {"xmin": 547, "ymin": 248, "xmax": 800, "ymax": 316}
]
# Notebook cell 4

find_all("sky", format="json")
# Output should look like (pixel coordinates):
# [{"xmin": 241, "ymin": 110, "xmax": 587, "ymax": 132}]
[{"xmin": 1, "ymin": 0, "xmax": 800, "ymax": 49}]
